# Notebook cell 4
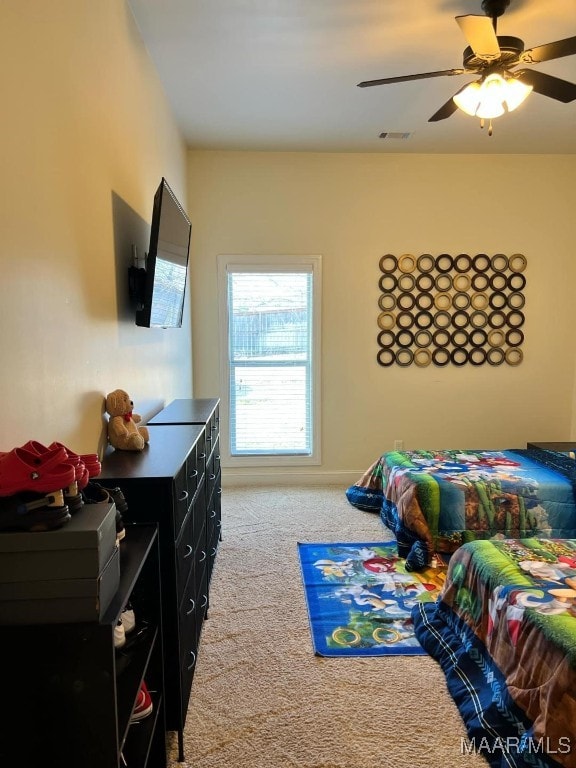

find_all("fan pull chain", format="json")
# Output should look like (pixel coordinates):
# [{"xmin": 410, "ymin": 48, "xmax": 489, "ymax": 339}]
[{"xmin": 478, "ymin": 118, "xmax": 494, "ymax": 136}]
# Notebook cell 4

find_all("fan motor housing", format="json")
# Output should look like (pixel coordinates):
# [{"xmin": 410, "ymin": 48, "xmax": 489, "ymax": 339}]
[{"xmin": 463, "ymin": 36, "xmax": 524, "ymax": 69}]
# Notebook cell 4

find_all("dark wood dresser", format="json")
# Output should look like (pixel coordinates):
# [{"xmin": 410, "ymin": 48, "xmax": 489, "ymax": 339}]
[{"xmin": 100, "ymin": 398, "xmax": 221, "ymax": 761}]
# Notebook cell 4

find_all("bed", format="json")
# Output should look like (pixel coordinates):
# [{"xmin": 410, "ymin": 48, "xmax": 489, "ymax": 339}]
[
  {"xmin": 346, "ymin": 449, "xmax": 576, "ymax": 566},
  {"xmin": 411, "ymin": 537, "xmax": 576, "ymax": 768}
]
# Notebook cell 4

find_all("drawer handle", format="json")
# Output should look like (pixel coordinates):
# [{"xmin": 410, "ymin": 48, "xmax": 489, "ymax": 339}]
[
  {"xmin": 184, "ymin": 544, "xmax": 193, "ymax": 559},
  {"xmin": 216, "ymin": 454, "xmax": 220, "ymax": 461},
  {"xmin": 217, "ymin": 520, "xmax": 222, "ymax": 528},
  {"xmin": 178, "ymin": 490, "xmax": 189, "ymax": 503},
  {"xmin": 210, "ymin": 547, "xmax": 217, "ymax": 557},
  {"xmin": 186, "ymin": 598, "xmax": 196, "ymax": 615},
  {"xmin": 217, "ymin": 488, "xmax": 222, "ymax": 496},
  {"xmin": 209, "ymin": 473, "xmax": 216, "ymax": 481},
  {"xmin": 211, "ymin": 424, "xmax": 217, "ymax": 431},
  {"xmin": 189, "ymin": 469, "xmax": 198, "ymax": 479},
  {"xmin": 210, "ymin": 509, "xmax": 216, "ymax": 519},
  {"xmin": 199, "ymin": 452, "xmax": 206, "ymax": 460},
  {"xmin": 187, "ymin": 650, "xmax": 197, "ymax": 671},
  {"xmin": 200, "ymin": 595, "xmax": 208, "ymax": 609},
  {"xmin": 206, "ymin": 435, "xmax": 213, "ymax": 443},
  {"xmin": 199, "ymin": 550, "xmax": 207, "ymax": 563}
]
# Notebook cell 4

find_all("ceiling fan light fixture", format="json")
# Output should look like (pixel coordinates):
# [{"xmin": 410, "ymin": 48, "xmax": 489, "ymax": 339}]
[{"xmin": 453, "ymin": 73, "xmax": 532, "ymax": 119}]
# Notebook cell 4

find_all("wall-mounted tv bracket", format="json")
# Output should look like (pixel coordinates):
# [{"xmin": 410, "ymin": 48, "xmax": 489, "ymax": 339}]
[{"xmin": 128, "ymin": 244, "xmax": 147, "ymax": 309}]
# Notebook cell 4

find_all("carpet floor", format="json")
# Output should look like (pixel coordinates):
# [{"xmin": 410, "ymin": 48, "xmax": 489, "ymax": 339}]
[{"xmin": 166, "ymin": 485, "xmax": 486, "ymax": 767}]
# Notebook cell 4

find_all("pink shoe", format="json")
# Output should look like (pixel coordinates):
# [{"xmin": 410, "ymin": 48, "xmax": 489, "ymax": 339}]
[{"xmin": 0, "ymin": 446, "xmax": 76, "ymax": 497}]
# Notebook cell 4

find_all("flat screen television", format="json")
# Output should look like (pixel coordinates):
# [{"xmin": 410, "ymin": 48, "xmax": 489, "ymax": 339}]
[{"xmin": 135, "ymin": 178, "xmax": 192, "ymax": 328}]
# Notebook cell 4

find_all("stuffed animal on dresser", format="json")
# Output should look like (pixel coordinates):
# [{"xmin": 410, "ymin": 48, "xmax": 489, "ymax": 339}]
[{"xmin": 105, "ymin": 389, "xmax": 150, "ymax": 451}]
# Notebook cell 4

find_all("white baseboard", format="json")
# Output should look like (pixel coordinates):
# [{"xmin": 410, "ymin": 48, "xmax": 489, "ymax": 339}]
[{"xmin": 221, "ymin": 469, "xmax": 363, "ymax": 487}]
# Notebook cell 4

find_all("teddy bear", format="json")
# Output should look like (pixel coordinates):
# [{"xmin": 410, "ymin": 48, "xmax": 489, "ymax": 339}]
[{"xmin": 105, "ymin": 389, "xmax": 150, "ymax": 451}]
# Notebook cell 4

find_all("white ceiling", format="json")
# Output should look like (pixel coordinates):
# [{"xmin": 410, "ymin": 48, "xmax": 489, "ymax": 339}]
[{"xmin": 127, "ymin": 0, "xmax": 576, "ymax": 154}]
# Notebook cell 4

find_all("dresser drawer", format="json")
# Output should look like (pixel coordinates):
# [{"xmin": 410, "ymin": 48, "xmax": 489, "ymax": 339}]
[
  {"xmin": 173, "ymin": 466, "xmax": 190, "ymax": 537},
  {"xmin": 175, "ymin": 511, "xmax": 195, "ymax": 592}
]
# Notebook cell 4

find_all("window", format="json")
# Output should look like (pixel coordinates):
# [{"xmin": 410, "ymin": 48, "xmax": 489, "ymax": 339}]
[{"xmin": 218, "ymin": 255, "xmax": 322, "ymax": 466}]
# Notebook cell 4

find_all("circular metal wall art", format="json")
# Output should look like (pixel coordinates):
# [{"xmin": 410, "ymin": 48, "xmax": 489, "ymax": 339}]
[
  {"xmin": 375, "ymin": 252, "xmax": 526, "ymax": 367},
  {"xmin": 379, "ymin": 254, "xmax": 397, "ymax": 273},
  {"xmin": 398, "ymin": 254, "xmax": 417, "ymax": 273},
  {"xmin": 378, "ymin": 293, "xmax": 396, "ymax": 311}
]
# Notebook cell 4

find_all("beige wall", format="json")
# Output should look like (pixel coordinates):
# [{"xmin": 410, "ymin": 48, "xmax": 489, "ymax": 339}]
[
  {"xmin": 188, "ymin": 150, "xmax": 576, "ymax": 482},
  {"xmin": 0, "ymin": 1, "xmax": 192, "ymax": 456}
]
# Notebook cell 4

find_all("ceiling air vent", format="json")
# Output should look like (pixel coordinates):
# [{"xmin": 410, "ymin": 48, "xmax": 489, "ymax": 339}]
[{"xmin": 379, "ymin": 132, "xmax": 412, "ymax": 140}]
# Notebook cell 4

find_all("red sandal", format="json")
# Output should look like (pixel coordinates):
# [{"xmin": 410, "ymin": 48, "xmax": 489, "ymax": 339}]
[{"xmin": 0, "ymin": 446, "xmax": 76, "ymax": 497}]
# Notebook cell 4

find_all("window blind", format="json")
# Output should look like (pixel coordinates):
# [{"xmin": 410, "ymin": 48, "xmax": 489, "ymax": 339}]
[{"xmin": 227, "ymin": 269, "xmax": 313, "ymax": 456}]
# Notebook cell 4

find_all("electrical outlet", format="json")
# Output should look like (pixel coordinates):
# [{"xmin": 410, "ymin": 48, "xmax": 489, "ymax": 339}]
[{"xmin": 394, "ymin": 440, "xmax": 404, "ymax": 450}]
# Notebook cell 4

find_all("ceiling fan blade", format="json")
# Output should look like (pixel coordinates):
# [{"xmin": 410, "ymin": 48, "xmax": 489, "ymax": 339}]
[
  {"xmin": 520, "ymin": 36, "xmax": 576, "ymax": 64},
  {"xmin": 358, "ymin": 69, "xmax": 466, "ymax": 88},
  {"xmin": 515, "ymin": 69, "xmax": 576, "ymax": 102},
  {"xmin": 456, "ymin": 15, "xmax": 500, "ymax": 59},
  {"xmin": 428, "ymin": 87, "xmax": 466, "ymax": 123}
]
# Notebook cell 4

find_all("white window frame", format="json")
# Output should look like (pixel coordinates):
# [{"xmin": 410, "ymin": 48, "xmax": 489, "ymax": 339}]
[{"xmin": 217, "ymin": 254, "xmax": 322, "ymax": 468}]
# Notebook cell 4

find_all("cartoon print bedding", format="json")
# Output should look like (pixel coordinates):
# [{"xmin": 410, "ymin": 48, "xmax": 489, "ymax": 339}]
[
  {"xmin": 412, "ymin": 537, "xmax": 576, "ymax": 768},
  {"xmin": 346, "ymin": 449, "xmax": 576, "ymax": 562}
]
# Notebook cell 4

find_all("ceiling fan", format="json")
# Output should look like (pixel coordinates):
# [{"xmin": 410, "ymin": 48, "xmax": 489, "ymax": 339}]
[{"xmin": 358, "ymin": 0, "xmax": 576, "ymax": 133}]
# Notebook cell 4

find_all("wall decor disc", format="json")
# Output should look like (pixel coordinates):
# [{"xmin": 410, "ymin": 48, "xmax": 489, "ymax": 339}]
[
  {"xmin": 450, "ymin": 347, "xmax": 469, "ymax": 366},
  {"xmin": 509, "ymin": 254, "xmax": 527, "ymax": 273},
  {"xmin": 508, "ymin": 292, "xmax": 526, "ymax": 309},
  {"xmin": 506, "ymin": 328, "xmax": 524, "ymax": 346},
  {"xmin": 432, "ymin": 329, "xmax": 451, "ymax": 346},
  {"xmin": 415, "ymin": 310, "xmax": 433, "ymax": 329},
  {"xmin": 379, "ymin": 254, "xmax": 398, "ymax": 273},
  {"xmin": 469, "ymin": 347, "xmax": 487, "ymax": 365},
  {"xmin": 469, "ymin": 328, "xmax": 488, "ymax": 347},
  {"xmin": 435, "ymin": 273, "xmax": 453, "ymax": 292},
  {"xmin": 379, "ymin": 274, "xmax": 398, "ymax": 292},
  {"xmin": 377, "ymin": 311, "xmax": 396, "ymax": 330},
  {"xmin": 491, "ymin": 254, "xmax": 509, "ymax": 272},
  {"xmin": 377, "ymin": 348, "xmax": 395, "ymax": 367},
  {"xmin": 398, "ymin": 254, "xmax": 417, "ymax": 273},
  {"xmin": 396, "ymin": 329, "xmax": 414, "ymax": 348},
  {"xmin": 378, "ymin": 293, "xmax": 396, "ymax": 311},
  {"xmin": 489, "ymin": 272, "xmax": 508, "ymax": 291},
  {"xmin": 397, "ymin": 310, "xmax": 415, "ymax": 329},
  {"xmin": 507, "ymin": 310, "xmax": 525, "ymax": 328},
  {"xmin": 417, "ymin": 254, "xmax": 435, "ymax": 273},
  {"xmin": 489, "ymin": 291, "xmax": 507, "ymax": 310},
  {"xmin": 396, "ymin": 348, "xmax": 414, "ymax": 366},
  {"xmin": 416, "ymin": 273, "xmax": 435, "ymax": 291},
  {"xmin": 433, "ymin": 310, "xmax": 452, "ymax": 329},
  {"xmin": 377, "ymin": 330, "xmax": 395, "ymax": 349},
  {"xmin": 508, "ymin": 273, "xmax": 526, "ymax": 291},
  {"xmin": 416, "ymin": 292, "xmax": 434, "ymax": 310},
  {"xmin": 451, "ymin": 328, "xmax": 469, "ymax": 346},
  {"xmin": 398, "ymin": 273, "xmax": 416, "ymax": 292},
  {"xmin": 432, "ymin": 348, "xmax": 450, "ymax": 366},
  {"xmin": 454, "ymin": 253, "xmax": 472, "ymax": 273},
  {"xmin": 488, "ymin": 310, "xmax": 507, "ymax": 329},
  {"xmin": 471, "ymin": 273, "xmax": 490, "ymax": 291},
  {"xmin": 470, "ymin": 292, "xmax": 489, "ymax": 310},
  {"xmin": 488, "ymin": 329, "xmax": 506, "ymax": 347},
  {"xmin": 453, "ymin": 291, "xmax": 471, "ymax": 310},
  {"xmin": 436, "ymin": 254, "xmax": 454, "ymax": 273},
  {"xmin": 414, "ymin": 329, "xmax": 433, "ymax": 348},
  {"xmin": 472, "ymin": 253, "xmax": 491, "ymax": 272},
  {"xmin": 434, "ymin": 292, "xmax": 452, "ymax": 310},
  {"xmin": 470, "ymin": 310, "xmax": 489, "ymax": 328},
  {"xmin": 414, "ymin": 348, "xmax": 432, "ymax": 367},
  {"xmin": 487, "ymin": 347, "xmax": 505, "ymax": 366},
  {"xmin": 452, "ymin": 310, "xmax": 470, "ymax": 329},
  {"xmin": 397, "ymin": 291, "xmax": 416, "ymax": 310},
  {"xmin": 505, "ymin": 347, "xmax": 524, "ymax": 366},
  {"xmin": 453, "ymin": 273, "xmax": 471, "ymax": 292}
]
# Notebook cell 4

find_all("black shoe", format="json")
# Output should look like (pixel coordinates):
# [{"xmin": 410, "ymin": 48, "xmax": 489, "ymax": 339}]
[
  {"xmin": 0, "ymin": 490, "xmax": 70, "ymax": 532},
  {"xmin": 82, "ymin": 482, "xmax": 126, "ymax": 541}
]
